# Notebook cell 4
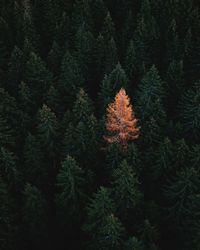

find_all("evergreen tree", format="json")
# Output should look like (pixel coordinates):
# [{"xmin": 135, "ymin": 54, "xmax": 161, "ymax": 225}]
[
  {"xmin": 179, "ymin": 81, "xmax": 200, "ymax": 141},
  {"xmin": 6, "ymin": 46, "xmax": 24, "ymax": 95},
  {"xmin": 141, "ymin": 220, "xmax": 159, "ymax": 250},
  {"xmin": 124, "ymin": 40, "xmax": 137, "ymax": 82},
  {"xmin": 99, "ymin": 63, "xmax": 129, "ymax": 112},
  {"xmin": 23, "ymin": 133, "xmax": 45, "ymax": 187},
  {"xmin": 0, "ymin": 178, "xmax": 15, "ymax": 250},
  {"xmin": 112, "ymin": 160, "xmax": 142, "ymax": 214},
  {"xmin": 58, "ymin": 50, "xmax": 84, "ymax": 108},
  {"xmin": 37, "ymin": 104, "xmax": 58, "ymax": 159},
  {"xmin": 104, "ymin": 37, "xmax": 118, "ymax": 74},
  {"xmin": 83, "ymin": 187, "xmax": 116, "ymax": 248},
  {"xmin": 24, "ymin": 52, "xmax": 53, "ymax": 104},
  {"xmin": 124, "ymin": 236, "xmax": 144, "ymax": 250},
  {"xmin": 102, "ymin": 12, "xmax": 115, "ymax": 42},
  {"xmin": 47, "ymin": 41, "xmax": 63, "ymax": 75},
  {"xmin": 94, "ymin": 214, "xmax": 125, "ymax": 250},
  {"xmin": 135, "ymin": 65, "xmax": 166, "ymax": 145},
  {"xmin": 0, "ymin": 114, "xmax": 14, "ymax": 148},
  {"xmin": 153, "ymin": 137, "xmax": 174, "ymax": 179},
  {"xmin": 55, "ymin": 155, "xmax": 84, "ymax": 223},
  {"xmin": 22, "ymin": 183, "xmax": 48, "ymax": 249},
  {"xmin": 0, "ymin": 147, "xmax": 18, "ymax": 189}
]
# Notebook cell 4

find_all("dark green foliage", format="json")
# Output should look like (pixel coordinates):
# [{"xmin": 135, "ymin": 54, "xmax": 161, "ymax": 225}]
[
  {"xmin": 59, "ymin": 50, "xmax": 84, "ymax": 108},
  {"xmin": 0, "ymin": 178, "xmax": 15, "ymax": 250},
  {"xmin": 6, "ymin": 46, "xmax": 24, "ymax": 95},
  {"xmin": 37, "ymin": 104, "xmax": 58, "ymax": 158},
  {"xmin": 22, "ymin": 183, "xmax": 48, "ymax": 249},
  {"xmin": 93, "ymin": 214, "xmax": 125, "ymax": 250},
  {"xmin": 0, "ymin": 115, "xmax": 14, "ymax": 148},
  {"xmin": 135, "ymin": 66, "xmax": 166, "ymax": 145},
  {"xmin": 55, "ymin": 155, "xmax": 84, "ymax": 222},
  {"xmin": 1, "ymin": 1, "xmax": 200, "ymax": 249},
  {"xmin": 99, "ymin": 63, "xmax": 129, "ymax": 112},
  {"xmin": 23, "ymin": 133, "xmax": 45, "ymax": 187},
  {"xmin": 0, "ymin": 147, "xmax": 18, "ymax": 188},
  {"xmin": 179, "ymin": 81, "xmax": 200, "ymax": 140},
  {"xmin": 124, "ymin": 40, "xmax": 137, "ymax": 81},
  {"xmin": 112, "ymin": 160, "xmax": 142, "ymax": 214},
  {"xmin": 24, "ymin": 52, "xmax": 53, "ymax": 103},
  {"xmin": 124, "ymin": 236, "xmax": 144, "ymax": 250},
  {"xmin": 83, "ymin": 187, "xmax": 116, "ymax": 248}
]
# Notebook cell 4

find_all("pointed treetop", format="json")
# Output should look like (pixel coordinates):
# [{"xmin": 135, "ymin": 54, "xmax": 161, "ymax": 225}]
[{"xmin": 104, "ymin": 88, "xmax": 139, "ymax": 149}]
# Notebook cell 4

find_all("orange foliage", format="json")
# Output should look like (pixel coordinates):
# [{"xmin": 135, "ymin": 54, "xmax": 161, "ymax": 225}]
[{"xmin": 104, "ymin": 88, "xmax": 139, "ymax": 148}]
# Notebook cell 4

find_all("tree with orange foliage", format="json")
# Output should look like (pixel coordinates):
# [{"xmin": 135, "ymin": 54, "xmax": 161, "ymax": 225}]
[{"xmin": 104, "ymin": 88, "xmax": 139, "ymax": 149}]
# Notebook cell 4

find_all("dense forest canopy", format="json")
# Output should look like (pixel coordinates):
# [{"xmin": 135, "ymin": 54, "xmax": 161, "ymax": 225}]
[{"xmin": 1, "ymin": 0, "xmax": 200, "ymax": 249}]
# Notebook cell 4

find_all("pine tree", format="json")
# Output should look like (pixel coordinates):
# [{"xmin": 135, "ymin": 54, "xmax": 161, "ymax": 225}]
[
  {"xmin": 74, "ymin": 24, "xmax": 95, "ymax": 78},
  {"xmin": 153, "ymin": 137, "xmax": 174, "ymax": 179},
  {"xmin": 83, "ymin": 187, "xmax": 116, "ymax": 247},
  {"xmin": 104, "ymin": 88, "xmax": 139, "ymax": 149},
  {"xmin": 0, "ymin": 178, "xmax": 15, "ymax": 250},
  {"xmin": 0, "ymin": 115, "xmax": 14, "ymax": 148},
  {"xmin": 165, "ymin": 167, "xmax": 200, "ymax": 223},
  {"xmin": 24, "ymin": 52, "xmax": 53, "ymax": 103},
  {"xmin": 141, "ymin": 220, "xmax": 159, "ymax": 250},
  {"xmin": 58, "ymin": 50, "xmax": 84, "ymax": 108},
  {"xmin": 23, "ymin": 133, "xmax": 45, "ymax": 187},
  {"xmin": 37, "ymin": 104, "xmax": 58, "ymax": 158},
  {"xmin": 135, "ymin": 66, "xmax": 166, "ymax": 145},
  {"xmin": 0, "ymin": 88, "xmax": 22, "ymax": 139},
  {"xmin": 99, "ymin": 63, "xmax": 129, "ymax": 112},
  {"xmin": 63, "ymin": 89, "xmax": 99, "ymax": 166},
  {"xmin": 55, "ymin": 155, "xmax": 84, "ymax": 223},
  {"xmin": 124, "ymin": 40, "xmax": 137, "ymax": 81},
  {"xmin": 104, "ymin": 37, "xmax": 118, "ymax": 74},
  {"xmin": 179, "ymin": 81, "xmax": 200, "ymax": 140},
  {"xmin": 112, "ymin": 160, "xmax": 142, "ymax": 214},
  {"xmin": 95, "ymin": 214, "xmax": 125, "ymax": 250},
  {"xmin": 124, "ymin": 236, "xmax": 144, "ymax": 250},
  {"xmin": 47, "ymin": 41, "xmax": 63, "ymax": 75},
  {"xmin": 6, "ymin": 46, "xmax": 24, "ymax": 95},
  {"xmin": 90, "ymin": 0, "xmax": 107, "ymax": 32},
  {"xmin": 0, "ymin": 147, "xmax": 18, "ymax": 189},
  {"xmin": 22, "ymin": 183, "xmax": 48, "ymax": 249},
  {"xmin": 102, "ymin": 12, "xmax": 115, "ymax": 42}
]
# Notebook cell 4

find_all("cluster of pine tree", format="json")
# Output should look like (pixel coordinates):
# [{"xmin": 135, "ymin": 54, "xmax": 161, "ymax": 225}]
[{"xmin": 1, "ymin": 0, "xmax": 200, "ymax": 249}]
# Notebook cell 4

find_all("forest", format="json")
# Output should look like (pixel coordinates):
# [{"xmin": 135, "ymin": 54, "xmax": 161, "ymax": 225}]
[{"xmin": 1, "ymin": 0, "xmax": 200, "ymax": 249}]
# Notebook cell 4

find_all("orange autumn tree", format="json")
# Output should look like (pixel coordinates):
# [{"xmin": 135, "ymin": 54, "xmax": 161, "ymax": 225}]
[{"xmin": 104, "ymin": 88, "xmax": 139, "ymax": 148}]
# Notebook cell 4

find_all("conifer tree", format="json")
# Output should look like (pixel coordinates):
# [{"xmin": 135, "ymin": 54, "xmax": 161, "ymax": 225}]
[
  {"xmin": 179, "ymin": 81, "xmax": 200, "ymax": 140},
  {"xmin": 0, "ymin": 177, "xmax": 15, "ymax": 250},
  {"xmin": 104, "ymin": 37, "xmax": 118, "ymax": 74},
  {"xmin": 83, "ymin": 187, "xmax": 116, "ymax": 247},
  {"xmin": 102, "ymin": 12, "xmax": 115, "ymax": 42},
  {"xmin": 124, "ymin": 40, "xmax": 137, "ymax": 81},
  {"xmin": 0, "ymin": 115, "xmax": 14, "ymax": 148},
  {"xmin": 74, "ymin": 24, "xmax": 95, "ymax": 78},
  {"xmin": 59, "ymin": 50, "xmax": 84, "ymax": 108},
  {"xmin": 135, "ymin": 66, "xmax": 166, "ymax": 145},
  {"xmin": 124, "ymin": 236, "xmax": 144, "ymax": 250},
  {"xmin": 37, "ymin": 104, "xmax": 58, "ymax": 158},
  {"xmin": 22, "ymin": 183, "xmax": 48, "ymax": 249},
  {"xmin": 0, "ymin": 147, "xmax": 18, "ymax": 189},
  {"xmin": 24, "ymin": 52, "xmax": 53, "ymax": 103},
  {"xmin": 55, "ymin": 155, "xmax": 84, "ymax": 223},
  {"xmin": 112, "ymin": 160, "xmax": 142, "ymax": 214},
  {"xmin": 23, "ymin": 133, "xmax": 44, "ymax": 187},
  {"xmin": 99, "ymin": 63, "xmax": 129, "ymax": 112},
  {"xmin": 104, "ymin": 88, "xmax": 139, "ymax": 148},
  {"xmin": 6, "ymin": 46, "xmax": 24, "ymax": 95},
  {"xmin": 95, "ymin": 214, "xmax": 125, "ymax": 250}
]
